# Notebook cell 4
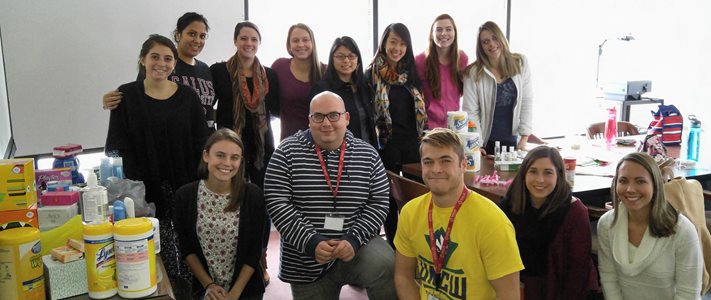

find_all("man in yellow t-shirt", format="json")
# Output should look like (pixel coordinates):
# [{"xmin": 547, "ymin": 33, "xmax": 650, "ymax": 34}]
[{"xmin": 394, "ymin": 128, "xmax": 523, "ymax": 300}]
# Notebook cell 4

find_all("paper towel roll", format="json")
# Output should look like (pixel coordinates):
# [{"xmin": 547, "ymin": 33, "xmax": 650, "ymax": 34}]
[
  {"xmin": 458, "ymin": 132, "xmax": 481, "ymax": 153},
  {"xmin": 447, "ymin": 111, "xmax": 468, "ymax": 133}
]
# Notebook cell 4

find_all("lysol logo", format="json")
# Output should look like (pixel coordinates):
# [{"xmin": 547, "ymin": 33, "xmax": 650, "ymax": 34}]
[{"xmin": 96, "ymin": 244, "xmax": 115, "ymax": 267}]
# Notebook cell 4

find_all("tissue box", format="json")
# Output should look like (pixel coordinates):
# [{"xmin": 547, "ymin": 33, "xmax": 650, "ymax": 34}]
[
  {"xmin": 41, "ymin": 191, "xmax": 80, "ymax": 206},
  {"xmin": 35, "ymin": 168, "xmax": 72, "ymax": 191},
  {"xmin": 0, "ymin": 203, "xmax": 39, "ymax": 228},
  {"xmin": 38, "ymin": 203, "xmax": 78, "ymax": 231},
  {"xmin": 0, "ymin": 158, "xmax": 37, "ymax": 211},
  {"xmin": 43, "ymin": 255, "xmax": 88, "ymax": 300}
]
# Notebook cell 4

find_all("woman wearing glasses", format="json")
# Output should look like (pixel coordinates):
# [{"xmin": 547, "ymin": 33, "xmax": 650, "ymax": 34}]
[
  {"xmin": 310, "ymin": 36, "xmax": 376, "ymax": 146},
  {"xmin": 415, "ymin": 14, "xmax": 469, "ymax": 129},
  {"xmin": 103, "ymin": 12, "xmax": 217, "ymax": 134},
  {"xmin": 365, "ymin": 23, "xmax": 427, "ymax": 249},
  {"xmin": 462, "ymin": 21, "xmax": 532, "ymax": 155},
  {"xmin": 272, "ymin": 23, "xmax": 326, "ymax": 139}
]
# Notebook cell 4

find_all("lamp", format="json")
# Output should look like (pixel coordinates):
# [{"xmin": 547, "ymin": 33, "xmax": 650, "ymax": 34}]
[{"xmin": 595, "ymin": 33, "xmax": 635, "ymax": 89}]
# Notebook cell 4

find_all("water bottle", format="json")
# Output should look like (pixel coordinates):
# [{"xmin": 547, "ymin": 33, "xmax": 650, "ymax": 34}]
[
  {"xmin": 604, "ymin": 107, "xmax": 618, "ymax": 149},
  {"xmin": 687, "ymin": 115, "xmax": 701, "ymax": 162},
  {"xmin": 99, "ymin": 157, "xmax": 113, "ymax": 186}
]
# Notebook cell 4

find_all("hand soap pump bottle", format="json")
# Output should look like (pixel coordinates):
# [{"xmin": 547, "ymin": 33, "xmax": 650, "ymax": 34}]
[
  {"xmin": 687, "ymin": 115, "xmax": 702, "ymax": 162},
  {"xmin": 82, "ymin": 172, "xmax": 108, "ymax": 224}
]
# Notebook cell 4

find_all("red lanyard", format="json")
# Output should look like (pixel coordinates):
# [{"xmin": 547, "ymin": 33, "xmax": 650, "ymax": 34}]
[
  {"xmin": 315, "ymin": 140, "xmax": 346, "ymax": 199},
  {"xmin": 428, "ymin": 187, "xmax": 469, "ymax": 286}
]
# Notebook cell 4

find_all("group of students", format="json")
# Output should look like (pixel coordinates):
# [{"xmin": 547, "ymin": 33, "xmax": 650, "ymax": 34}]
[{"xmin": 100, "ymin": 10, "xmax": 702, "ymax": 300}]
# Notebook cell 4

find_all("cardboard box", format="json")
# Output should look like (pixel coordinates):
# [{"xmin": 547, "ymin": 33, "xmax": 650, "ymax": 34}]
[
  {"xmin": 494, "ymin": 160, "xmax": 523, "ymax": 172},
  {"xmin": 41, "ymin": 191, "xmax": 80, "ymax": 206},
  {"xmin": 35, "ymin": 168, "xmax": 72, "ymax": 191},
  {"xmin": 38, "ymin": 203, "xmax": 78, "ymax": 231},
  {"xmin": 42, "ymin": 255, "xmax": 88, "ymax": 300},
  {"xmin": 0, "ymin": 158, "xmax": 37, "ymax": 211},
  {"xmin": 0, "ymin": 203, "xmax": 39, "ymax": 228}
]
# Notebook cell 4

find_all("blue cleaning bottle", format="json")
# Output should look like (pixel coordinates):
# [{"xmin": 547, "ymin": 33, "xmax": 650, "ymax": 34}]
[
  {"xmin": 99, "ymin": 157, "xmax": 113, "ymax": 186},
  {"xmin": 687, "ymin": 115, "xmax": 701, "ymax": 162}
]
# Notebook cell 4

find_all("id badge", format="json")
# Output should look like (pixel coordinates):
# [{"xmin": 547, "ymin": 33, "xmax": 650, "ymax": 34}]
[
  {"xmin": 324, "ymin": 213, "xmax": 345, "ymax": 231},
  {"xmin": 427, "ymin": 293, "xmax": 442, "ymax": 300}
]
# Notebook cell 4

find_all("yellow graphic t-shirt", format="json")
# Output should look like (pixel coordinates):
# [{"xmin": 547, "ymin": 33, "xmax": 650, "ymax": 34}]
[{"xmin": 395, "ymin": 191, "xmax": 524, "ymax": 300}]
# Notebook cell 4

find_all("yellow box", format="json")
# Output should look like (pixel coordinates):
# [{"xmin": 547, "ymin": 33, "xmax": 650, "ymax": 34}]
[{"xmin": 0, "ymin": 159, "xmax": 37, "ymax": 211}]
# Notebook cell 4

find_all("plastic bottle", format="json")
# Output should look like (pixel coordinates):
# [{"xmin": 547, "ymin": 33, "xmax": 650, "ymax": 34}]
[
  {"xmin": 112, "ymin": 157, "xmax": 124, "ymax": 180},
  {"xmin": 604, "ymin": 107, "xmax": 618, "ymax": 149},
  {"xmin": 123, "ymin": 197, "xmax": 135, "ymax": 218},
  {"xmin": 82, "ymin": 172, "xmax": 109, "ymax": 224},
  {"xmin": 509, "ymin": 146, "xmax": 516, "ymax": 160},
  {"xmin": 494, "ymin": 141, "xmax": 501, "ymax": 161},
  {"xmin": 113, "ymin": 200, "xmax": 126, "ymax": 222},
  {"xmin": 468, "ymin": 117, "xmax": 478, "ymax": 133},
  {"xmin": 688, "ymin": 115, "xmax": 701, "ymax": 162},
  {"xmin": 99, "ymin": 158, "xmax": 113, "ymax": 186}
]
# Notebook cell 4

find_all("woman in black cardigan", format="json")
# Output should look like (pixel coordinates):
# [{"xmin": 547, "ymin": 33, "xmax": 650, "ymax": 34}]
[{"xmin": 174, "ymin": 128, "xmax": 266, "ymax": 299}]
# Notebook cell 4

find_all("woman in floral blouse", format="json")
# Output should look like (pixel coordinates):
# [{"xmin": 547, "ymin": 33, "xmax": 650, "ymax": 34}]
[{"xmin": 175, "ymin": 128, "xmax": 267, "ymax": 299}]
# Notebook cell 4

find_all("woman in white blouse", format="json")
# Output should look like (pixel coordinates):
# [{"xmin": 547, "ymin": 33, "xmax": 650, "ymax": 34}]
[{"xmin": 598, "ymin": 152, "xmax": 702, "ymax": 299}]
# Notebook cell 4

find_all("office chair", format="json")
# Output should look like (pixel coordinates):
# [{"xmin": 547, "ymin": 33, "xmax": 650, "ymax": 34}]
[
  {"xmin": 587, "ymin": 121, "xmax": 640, "ymax": 140},
  {"xmin": 386, "ymin": 170, "xmax": 430, "ymax": 210}
]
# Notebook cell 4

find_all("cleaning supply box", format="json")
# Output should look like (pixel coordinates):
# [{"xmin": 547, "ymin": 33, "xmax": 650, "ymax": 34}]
[
  {"xmin": 0, "ymin": 203, "xmax": 39, "ymax": 228},
  {"xmin": 0, "ymin": 158, "xmax": 37, "ymax": 211}
]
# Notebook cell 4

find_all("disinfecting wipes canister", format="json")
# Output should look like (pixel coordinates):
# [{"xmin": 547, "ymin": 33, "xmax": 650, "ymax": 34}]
[
  {"xmin": 113, "ymin": 218, "xmax": 156, "ymax": 298},
  {"xmin": 84, "ymin": 222, "xmax": 117, "ymax": 299},
  {"xmin": 0, "ymin": 226, "xmax": 45, "ymax": 300}
]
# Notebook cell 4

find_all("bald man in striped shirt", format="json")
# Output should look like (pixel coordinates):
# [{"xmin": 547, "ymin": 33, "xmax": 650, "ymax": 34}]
[{"xmin": 264, "ymin": 91, "xmax": 395, "ymax": 299}]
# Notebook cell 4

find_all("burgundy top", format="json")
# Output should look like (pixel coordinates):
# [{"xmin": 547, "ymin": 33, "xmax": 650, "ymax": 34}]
[
  {"xmin": 533, "ymin": 199, "xmax": 599, "ymax": 299},
  {"xmin": 271, "ymin": 57, "xmax": 314, "ymax": 139}
]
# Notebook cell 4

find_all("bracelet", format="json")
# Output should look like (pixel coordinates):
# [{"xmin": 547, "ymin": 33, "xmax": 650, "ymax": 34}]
[{"xmin": 205, "ymin": 282, "xmax": 216, "ymax": 289}]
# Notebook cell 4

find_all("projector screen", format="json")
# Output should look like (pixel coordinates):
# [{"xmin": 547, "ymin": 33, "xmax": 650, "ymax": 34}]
[
  {"xmin": 0, "ymin": 0, "xmax": 244, "ymax": 157},
  {"xmin": 0, "ymin": 26, "xmax": 14, "ymax": 158}
]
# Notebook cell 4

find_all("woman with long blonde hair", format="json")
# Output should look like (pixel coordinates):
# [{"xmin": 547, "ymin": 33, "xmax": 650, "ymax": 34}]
[{"xmin": 462, "ymin": 21, "xmax": 532, "ymax": 155}]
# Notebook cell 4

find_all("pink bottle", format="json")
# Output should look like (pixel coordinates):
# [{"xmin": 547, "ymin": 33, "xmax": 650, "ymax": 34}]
[{"xmin": 604, "ymin": 107, "xmax": 618, "ymax": 148}]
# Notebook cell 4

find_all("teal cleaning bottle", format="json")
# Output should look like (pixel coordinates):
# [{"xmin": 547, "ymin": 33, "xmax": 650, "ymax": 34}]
[{"xmin": 687, "ymin": 115, "xmax": 701, "ymax": 162}]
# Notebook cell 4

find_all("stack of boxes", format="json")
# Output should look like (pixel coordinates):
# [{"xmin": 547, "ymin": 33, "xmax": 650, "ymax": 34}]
[
  {"xmin": 0, "ymin": 158, "xmax": 39, "ymax": 228},
  {"xmin": 1, "ymin": 158, "xmax": 86, "ymax": 299}
]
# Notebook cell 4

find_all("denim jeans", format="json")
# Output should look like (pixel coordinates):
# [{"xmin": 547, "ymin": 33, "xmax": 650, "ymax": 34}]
[{"xmin": 290, "ymin": 237, "xmax": 395, "ymax": 300}]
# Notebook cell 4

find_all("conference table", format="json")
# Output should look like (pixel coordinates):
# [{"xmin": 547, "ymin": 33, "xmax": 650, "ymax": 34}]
[{"xmin": 402, "ymin": 136, "xmax": 711, "ymax": 214}]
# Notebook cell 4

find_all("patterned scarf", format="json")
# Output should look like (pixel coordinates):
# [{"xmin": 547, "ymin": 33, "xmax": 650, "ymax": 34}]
[
  {"xmin": 370, "ymin": 54, "xmax": 427, "ymax": 148},
  {"xmin": 226, "ymin": 53, "xmax": 270, "ymax": 170}
]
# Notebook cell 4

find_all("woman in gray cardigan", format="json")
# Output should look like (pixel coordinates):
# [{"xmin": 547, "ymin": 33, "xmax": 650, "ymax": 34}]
[{"xmin": 462, "ymin": 21, "xmax": 532, "ymax": 155}]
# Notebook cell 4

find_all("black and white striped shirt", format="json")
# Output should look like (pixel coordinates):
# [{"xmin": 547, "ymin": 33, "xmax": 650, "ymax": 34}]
[{"xmin": 264, "ymin": 129, "xmax": 389, "ymax": 283}]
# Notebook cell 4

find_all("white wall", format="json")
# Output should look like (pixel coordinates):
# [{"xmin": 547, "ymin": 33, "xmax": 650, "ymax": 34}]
[
  {"xmin": 0, "ymin": 0, "xmax": 244, "ymax": 156},
  {"xmin": 511, "ymin": 0, "xmax": 711, "ymax": 141}
]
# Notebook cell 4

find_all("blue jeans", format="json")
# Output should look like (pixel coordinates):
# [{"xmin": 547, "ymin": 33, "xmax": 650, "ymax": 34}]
[{"xmin": 290, "ymin": 237, "xmax": 395, "ymax": 300}]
